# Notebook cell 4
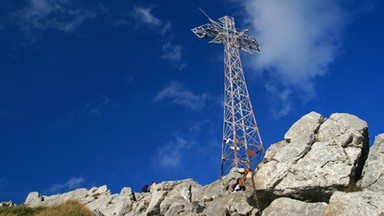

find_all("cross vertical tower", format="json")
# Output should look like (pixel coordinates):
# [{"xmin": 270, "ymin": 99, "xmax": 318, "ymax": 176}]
[{"xmin": 192, "ymin": 10, "xmax": 264, "ymax": 176}]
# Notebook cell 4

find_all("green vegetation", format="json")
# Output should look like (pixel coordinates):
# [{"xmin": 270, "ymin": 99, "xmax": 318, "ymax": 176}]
[
  {"xmin": 0, "ymin": 205, "xmax": 44, "ymax": 216},
  {"xmin": 0, "ymin": 200, "xmax": 93, "ymax": 216}
]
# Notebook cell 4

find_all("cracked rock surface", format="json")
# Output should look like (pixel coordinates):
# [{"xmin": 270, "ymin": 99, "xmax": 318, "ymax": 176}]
[
  {"xmin": 358, "ymin": 133, "xmax": 384, "ymax": 191},
  {"xmin": 262, "ymin": 197, "xmax": 327, "ymax": 216},
  {"xmin": 254, "ymin": 112, "xmax": 369, "ymax": 208},
  {"xmin": 324, "ymin": 190, "xmax": 384, "ymax": 216}
]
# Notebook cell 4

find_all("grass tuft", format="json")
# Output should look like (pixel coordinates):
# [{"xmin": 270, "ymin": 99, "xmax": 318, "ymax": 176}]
[
  {"xmin": 0, "ymin": 205, "xmax": 44, "ymax": 216},
  {"xmin": 0, "ymin": 200, "xmax": 93, "ymax": 216}
]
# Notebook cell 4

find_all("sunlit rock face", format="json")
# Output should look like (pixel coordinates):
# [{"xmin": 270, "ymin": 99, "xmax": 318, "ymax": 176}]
[
  {"xmin": 254, "ymin": 112, "xmax": 369, "ymax": 208},
  {"xmin": 358, "ymin": 133, "xmax": 384, "ymax": 191}
]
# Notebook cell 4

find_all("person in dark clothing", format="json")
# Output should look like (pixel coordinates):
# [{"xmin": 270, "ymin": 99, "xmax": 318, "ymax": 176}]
[
  {"xmin": 141, "ymin": 181, "xmax": 157, "ymax": 193},
  {"xmin": 141, "ymin": 184, "xmax": 150, "ymax": 193}
]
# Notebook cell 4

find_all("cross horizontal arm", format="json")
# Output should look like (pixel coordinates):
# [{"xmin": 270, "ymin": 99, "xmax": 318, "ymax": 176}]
[
  {"xmin": 191, "ymin": 24, "xmax": 221, "ymax": 39},
  {"xmin": 237, "ymin": 33, "xmax": 261, "ymax": 54},
  {"xmin": 192, "ymin": 18, "xmax": 261, "ymax": 54}
]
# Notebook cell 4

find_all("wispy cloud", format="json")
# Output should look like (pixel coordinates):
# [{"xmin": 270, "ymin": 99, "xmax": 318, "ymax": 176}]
[
  {"xmin": 161, "ymin": 42, "xmax": 187, "ymax": 71},
  {"xmin": 130, "ymin": 6, "xmax": 186, "ymax": 70},
  {"xmin": 51, "ymin": 95, "xmax": 113, "ymax": 127},
  {"xmin": 241, "ymin": 0, "xmax": 348, "ymax": 117},
  {"xmin": 131, "ymin": 6, "xmax": 162, "ymax": 28},
  {"xmin": 84, "ymin": 95, "xmax": 111, "ymax": 117},
  {"xmin": 46, "ymin": 177, "xmax": 85, "ymax": 194},
  {"xmin": 155, "ymin": 137, "xmax": 191, "ymax": 169},
  {"xmin": 153, "ymin": 120, "xmax": 218, "ymax": 171},
  {"xmin": 154, "ymin": 81, "xmax": 210, "ymax": 110},
  {"xmin": 13, "ymin": 0, "xmax": 95, "ymax": 33}
]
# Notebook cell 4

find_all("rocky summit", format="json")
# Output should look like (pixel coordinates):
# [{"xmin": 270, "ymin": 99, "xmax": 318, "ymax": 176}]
[{"xmin": 3, "ymin": 112, "xmax": 384, "ymax": 216}]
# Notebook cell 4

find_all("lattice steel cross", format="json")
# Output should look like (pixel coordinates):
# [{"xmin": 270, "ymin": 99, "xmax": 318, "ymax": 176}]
[{"xmin": 192, "ymin": 9, "xmax": 264, "ymax": 176}]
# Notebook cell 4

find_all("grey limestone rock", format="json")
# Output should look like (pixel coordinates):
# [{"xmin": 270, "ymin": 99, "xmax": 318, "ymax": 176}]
[
  {"xmin": 126, "ymin": 179, "xmax": 205, "ymax": 216},
  {"xmin": 87, "ymin": 194, "xmax": 131, "ymax": 216},
  {"xmin": 284, "ymin": 111, "xmax": 323, "ymax": 146},
  {"xmin": 254, "ymin": 112, "xmax": 369, "ymax": 208},
  {"xmin": 0, "ymin": 201, "xmax": 16, "ymax": 207},
  {"xmin": 262, "ymin": 197, "xmax": 327, "ymax": 216},
  {"xmin": 125, "ymin": 195, "xmax": 151, "ymax": 216},
  {"xmin": 146, "ymin": 191, "xmax": 166, "ymax": 216},
  {"xmin": 25, "ymin": 185, "xmax": 132, "ymax": 216},
  {"xmin": 193, "ymin": 167, "xmax": 242, "ymax": 202},
  {"xmin": 25, "ymin": 192, "xmax": 44, "ymax": 207},
  {"xmin": 125, "ymin": 172, "xmax": 257, "ymax": 216},
  {"xmin": 202, "ymin": 192, "xmax": 257, "ymax": 216},
  {"xmin": 163, "ymin": 201, "xmax": 204, "ymax": 216},
  {"xmin": 359, "ymin": 133, "xmax": 384, "ymax": 191},
  {"xmin": 324, "ymin": 190, "xmax": 384, "ymax": 216},
  {"xmin": 159, "ymin": 179, "xmax": 202, "ymax": 215}
]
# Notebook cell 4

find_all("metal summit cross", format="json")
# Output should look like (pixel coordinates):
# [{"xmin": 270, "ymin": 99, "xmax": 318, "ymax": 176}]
[{"xmin": 192, "ymin": 9, "xmax": 265, "ymax": 176}]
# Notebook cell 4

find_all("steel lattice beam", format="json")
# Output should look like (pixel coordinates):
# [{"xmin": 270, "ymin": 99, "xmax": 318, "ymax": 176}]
[{"xmin": 192, "ymin": 11, "xmax": 264, "ymax": 176}]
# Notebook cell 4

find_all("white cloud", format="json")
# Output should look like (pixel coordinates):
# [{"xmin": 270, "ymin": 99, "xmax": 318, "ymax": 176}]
[
  {"xmin": 131, "ymin": 6, "xmax": 161, "ymax": 27},
  {"xmin": 130, "ymin": 6, "xmax": 170, "ymax": 35},
  {"xmin": 153, "ymin": 120, "xmax": 217, "ymax": 171},
  {"xmin": 155, "ymin": 82, "xmax": 210, "ymax": 110},
  {"xmin": 241, "ymin": 0, "xmax": 349, "ymax": 117},
  {"xmin": 155, "ymin": 137, "xmax": 190, "ymax": 169},
  {"xmin": 47, "ymin": 177, "xmax": 85, "ymax": 194},
  {"xmin": 245, "ymin": 0, "xmax": 345, "ymax": 93},
  {"xmin": 161, "ymin": 21, "xmax": 172, "ymax": 36},
  {"xmin": 85, "ymin": 95, "xmax": 111, "ymax": 117},
  {"xmin": 161, "ymin": 42, "xmax": 182, "ymax": 61},
  {"xmin": 161, "ymin": 42, "xmax": 187, "ymax": 71},
  {"xmin": 130, "ymin": 6, "xmax": 186, "ymax": 70},
  {"xmin": 13, "ymin": 0, "xmax": 95, "ymax": 33}
]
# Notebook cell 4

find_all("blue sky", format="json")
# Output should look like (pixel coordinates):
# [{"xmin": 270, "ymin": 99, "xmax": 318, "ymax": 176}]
[{"xmin": 1, "ymin": 0, "xmax": 383, "ymax": 204}]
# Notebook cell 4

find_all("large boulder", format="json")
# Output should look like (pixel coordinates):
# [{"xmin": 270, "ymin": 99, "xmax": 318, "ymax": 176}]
[
  {"xmin": 197, "ymin": 168, "xmax": 259, "ymax": 216},
  {"xmin": 25, "ymin": 185, "xmax": 132, "ymax": 216},
  {"xmin": 25, "ymin": 192, "xmax": 45, "ymax": 207},
  {"xmin": 359, "ymin": 133, "xmax": 384, "ymax": 191},
  {"xmin": 146, "ymin": 191, "xmax": 166, "ymax": 216},
  {"xmin": 125, "ymin": 195, "xmax": 151, "ymax": 216},
  {"xmin": 193, "ymin": 168, "xmax": 242, "ymax": 202},
  {"xmin": 324, "ymin": 190, "xmax": 384, "ymax": 216},
  {"xmin": 25, "ymin": 188, "xmax": 92, "ymax": 207},
  {"xmin": 123, "ymin": 170, "xmax": 257, "ymax": 216},
  {"xmin": 159, "ymin": 179, "xmax": 203, "ymax": 215},
  {"xmin": 262, "ymin": 197, "xmax": 327, "ymax": 216},
  {"xmin": 254, "ymin": 112, "xmax": 369, "ymax": 209},
  {"xmin": 201, "ymin": 192, "xmax": 258, "ymax": 216},
  {"xmin": 125, "ymin": 179, "xmax": 205, "ymax": 216},
  {"xmin": 0, "ymin": 201, "xmax": 16, "ymax": 207}
]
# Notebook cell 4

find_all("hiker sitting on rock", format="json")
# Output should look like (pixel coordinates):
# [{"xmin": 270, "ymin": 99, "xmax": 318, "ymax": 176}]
[{"xmin": 231, "ymin": 177, "xmax": 245, "ymax": 192}]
